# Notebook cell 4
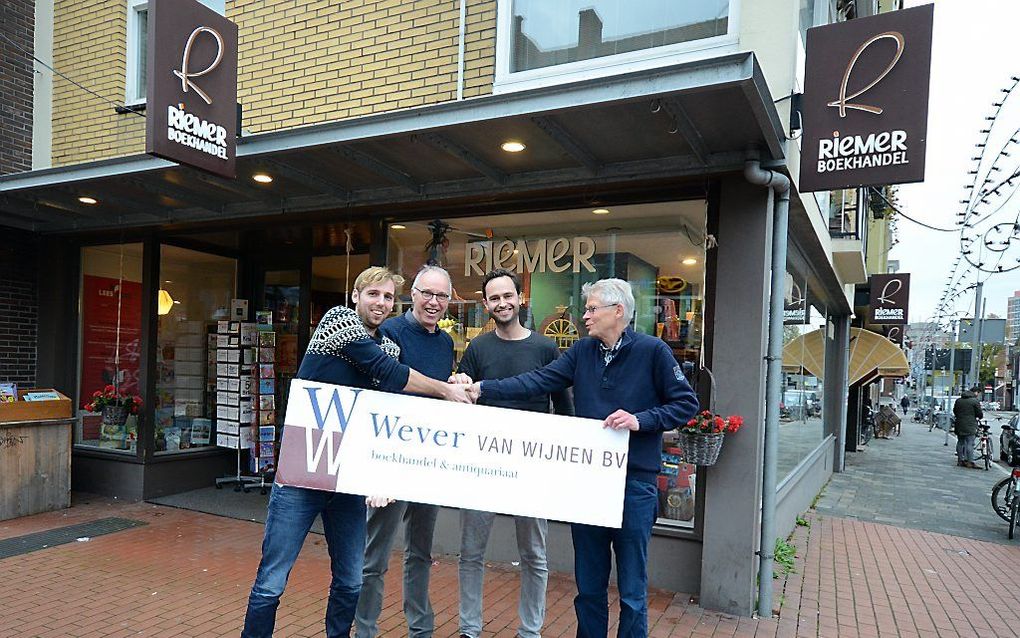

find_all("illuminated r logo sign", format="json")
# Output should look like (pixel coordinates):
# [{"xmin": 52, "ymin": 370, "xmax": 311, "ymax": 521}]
[
  {"xmin": 172, "ymin": 26, "xmax": 224, "ymax": 105},
  {"xmin": 827, "ymin": 31, "xmax": 905, "ymax": 118}
]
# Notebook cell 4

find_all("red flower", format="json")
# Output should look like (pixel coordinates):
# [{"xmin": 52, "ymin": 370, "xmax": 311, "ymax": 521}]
[{"xmin": 84, "ymin": 403, "xmax": 93, "ymax": 412}]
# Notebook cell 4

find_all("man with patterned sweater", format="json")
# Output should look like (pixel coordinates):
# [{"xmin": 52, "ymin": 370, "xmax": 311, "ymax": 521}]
[
  {"xmin": 467, "ymin": 278, "xmax": 699, "ymax": 638},
  {"xmin": 242, "ymin": 266, "xmax": 472, "ymax": 638}
]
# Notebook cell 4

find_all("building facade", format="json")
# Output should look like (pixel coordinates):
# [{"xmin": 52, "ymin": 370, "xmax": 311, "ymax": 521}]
[{"xmin": 0, "ymin": 0, "xmax": 904, "ymax": 616}]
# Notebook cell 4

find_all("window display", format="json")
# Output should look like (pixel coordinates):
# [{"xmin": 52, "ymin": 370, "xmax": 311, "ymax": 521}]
[
  {"xmin": 76, "ymin": 243, "xmax": 144, "ymax": 452},
  {"xmin": 155, "ymin": 245, "xmax": 237, "ymax": 454},
  {"xmin": 387, "ymin": 201, "xmax": 708, "ymax": 529}
]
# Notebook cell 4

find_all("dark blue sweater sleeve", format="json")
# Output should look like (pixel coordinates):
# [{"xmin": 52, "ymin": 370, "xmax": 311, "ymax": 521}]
[
  {"xmin": 634, "ymin": 342, "xmax": 699, "ymax": 433},
  {"xmin": 481, "ymin": 343, "xmax": 576, "ymax": 400},
  {"xmin": 341, "ymin": 338, "xmax": 410, "ymax": 393}
]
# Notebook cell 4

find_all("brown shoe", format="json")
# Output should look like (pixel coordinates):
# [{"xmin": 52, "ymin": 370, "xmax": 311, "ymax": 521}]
[{"xmin": 966, "ymin": 461, "xmax": 978, "ymax": 468}]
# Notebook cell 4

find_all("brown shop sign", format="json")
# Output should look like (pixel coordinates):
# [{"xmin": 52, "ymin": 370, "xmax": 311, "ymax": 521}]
[
  {"xmin": 145, "ymin": 0, "xmax": 238, "ymax": 179},
  {"xmin": 868, "ymin": 273, "xmax": 910, "ymax": 325},
  {"xmin": 799, "ymin": 4, "xmax": 934, "ymax": 192}
]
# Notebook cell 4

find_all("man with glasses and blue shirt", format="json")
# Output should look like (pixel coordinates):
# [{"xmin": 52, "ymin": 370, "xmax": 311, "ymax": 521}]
[
  {"xmin": 354, "ymin": 265, "xmax": 456, "ymax": 638},
  {"xmin": 242, "ymin": 267, "xmax": 472, "ymax": 638},
  {"xmin": 466, "ymin": 278, "xmax": 699, "ymax": 638}
]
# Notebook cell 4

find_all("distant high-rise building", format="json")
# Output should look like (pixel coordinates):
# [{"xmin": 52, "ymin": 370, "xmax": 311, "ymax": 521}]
[{"xmin": 1008, "ymin": 290, "xmax": 1020, "ymax": 342}]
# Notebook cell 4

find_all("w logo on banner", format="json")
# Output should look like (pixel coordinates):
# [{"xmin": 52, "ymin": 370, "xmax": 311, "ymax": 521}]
[{"xmin": 276, "ymin": 385, "xmax": 363, "ymax": 492}]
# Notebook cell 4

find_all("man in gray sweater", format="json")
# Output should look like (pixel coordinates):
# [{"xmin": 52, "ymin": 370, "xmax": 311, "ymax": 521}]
[{"xmin": 450, "ymin": 268, "xmax": 572, "ymax": 638}]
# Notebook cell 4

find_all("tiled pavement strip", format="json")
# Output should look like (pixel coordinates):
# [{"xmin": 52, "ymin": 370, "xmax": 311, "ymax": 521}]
[{"xmin": 2, "ymin": 414, "xmax": 1020, "ymax": 638}]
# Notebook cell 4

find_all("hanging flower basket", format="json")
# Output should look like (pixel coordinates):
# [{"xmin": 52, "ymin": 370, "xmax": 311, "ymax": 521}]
[
  {"xmin": 678, "ymin": 411, "xmax": 745, "ymax": 467},
  {"xmin": 677, "ymin": 431, "xmax": 726, "ymax": 466},
  {"xmin": 84, "ymin": 384, "xmax": 142, "ymax": 427},
  {"xmin": 102, "ymin": 405, "xmax": 129, "ymax": 427}
]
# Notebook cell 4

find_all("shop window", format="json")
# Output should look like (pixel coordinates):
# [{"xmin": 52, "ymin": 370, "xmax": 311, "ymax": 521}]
[
  {"xmin": 777, "ymin": 273, "xmax": 827, "ymax": 482},
  {"xmin": 76, "ymin": 244, "xmax": 145, "ymax": 453},
  {"xmin": 387, "ymin": 201, "xmax": 708, "ymax": 529},
  {"xmin": 495, "ymin": 0, "xmax": 738, "ymax": 93},
  {"xmin": 155, "ymin": 245, "xmax": 236, "ymax": 454}
]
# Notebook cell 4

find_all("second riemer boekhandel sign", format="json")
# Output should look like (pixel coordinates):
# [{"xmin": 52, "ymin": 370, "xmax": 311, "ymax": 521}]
[
  {"xmin": 145, "ymin": 0, "xmax": 238, "ymax": 179},
  {"xmin": 799, "ymin": 4, "xmax": 934, "ymax": 192}
]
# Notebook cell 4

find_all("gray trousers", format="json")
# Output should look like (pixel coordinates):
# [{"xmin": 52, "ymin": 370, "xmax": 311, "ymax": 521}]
[
  {"xmin": 957, "ymin": 434, "xmax": 975, "ymax": 463},
  {"xmin": 354, "ymin": 501, "xmax": 438, "ymax": 638},
  {"xmin": 458, "ymin": 510, "xmax": 548, "ymax": 638}
]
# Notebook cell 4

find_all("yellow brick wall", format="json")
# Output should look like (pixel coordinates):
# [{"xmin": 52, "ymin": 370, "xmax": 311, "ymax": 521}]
[
  {"xmin": 51, "ymin": 0, "xmax": 144, "ymax": 167},
  {"xmin": 50, "ymin": 0, "xmax": 497, "ymax": 166}
]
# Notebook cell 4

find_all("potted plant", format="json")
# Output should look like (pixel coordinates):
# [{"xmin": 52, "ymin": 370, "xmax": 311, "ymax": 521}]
[
  {"xmin": 677, "ymin": 410, "xmax": 744, "ymax": 466},
  {"xmin": 84, "ymin": 385, "xmax": 143, "ymax": 427}
]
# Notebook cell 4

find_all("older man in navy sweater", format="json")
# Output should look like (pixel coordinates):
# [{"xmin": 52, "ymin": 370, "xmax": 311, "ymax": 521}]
[{"xmin": 468, "ymin": 278, "xmax": 699, "ymax": 638}]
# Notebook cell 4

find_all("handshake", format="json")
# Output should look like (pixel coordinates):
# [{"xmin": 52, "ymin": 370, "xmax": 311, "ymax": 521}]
[{"xmin": 443, "ymin": 373, "xmax": 481, "ymax": 404}]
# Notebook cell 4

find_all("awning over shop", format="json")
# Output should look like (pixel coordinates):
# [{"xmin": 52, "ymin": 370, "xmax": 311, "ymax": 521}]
[
  {"xmin": 783, "ymin": 327, "xmax": 908, "ymax": 385},
  {"xmin": 0, "ymin": 52, "xmax": 785, "ymax": 233}
]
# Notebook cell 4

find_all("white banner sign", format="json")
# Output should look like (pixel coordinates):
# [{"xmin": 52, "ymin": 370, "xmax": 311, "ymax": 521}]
[{"xmin": 277, "ymin": 378, "xmax": 629, "ymax": 527}]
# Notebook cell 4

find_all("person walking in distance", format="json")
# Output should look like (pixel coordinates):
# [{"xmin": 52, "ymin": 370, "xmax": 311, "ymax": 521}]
[
  {"xmin": 241, "ymin": 267, "xmax": 472, "ymax": 638},
  {"xmin": 451, "ymin": 269, "xmax": 573, "ymax": 638},
  {"xmin": 953, "ymin": 387, "xmax": 983, "ymax": 468},
  {"xmin": 354, "ymin": 265, "xmax": 457, "ymax": 638},
  {"xmin": 467, "ymin": 278, "xmax": 699, "ymax": 638}
]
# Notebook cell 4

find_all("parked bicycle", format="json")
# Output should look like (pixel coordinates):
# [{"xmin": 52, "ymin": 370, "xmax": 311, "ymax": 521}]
[
  {"xmin": 991, "ymin": 467, "xmax": 1020, "ymax": 539},
  {"xmin": 973, "ymin": 422, "xmax": 994, "ymax": 471}
]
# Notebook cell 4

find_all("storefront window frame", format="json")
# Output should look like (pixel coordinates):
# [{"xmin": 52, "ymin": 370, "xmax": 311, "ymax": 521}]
[
  {"xmin": 492, "ymin": 0, "xmax": 741, "ymax": 95},
  {"xmin": 152, "ymin": 243, "xmax": 239, "ymax": 457},
  {"xmin": 74, "ymin": 240, "xmax": 149, "ymax": 459},
  {"xmin": 384, "ymin": 199, "xmax": 712, "ymax": 539}
]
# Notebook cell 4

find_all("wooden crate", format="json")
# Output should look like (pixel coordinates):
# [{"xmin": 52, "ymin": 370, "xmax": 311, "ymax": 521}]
[
  {"xmin": 0, "ymin": 389, "xmax": 72, "ymax": 423},
  {"xmin": 1, "ymin": 419, "xmax": 72, "ymax": 520}
]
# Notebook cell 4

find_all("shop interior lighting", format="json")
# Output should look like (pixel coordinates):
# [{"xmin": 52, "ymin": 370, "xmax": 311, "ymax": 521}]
[
  {"xmin": 592, "ymin": 208, "xmax": 610, "ymax": 215},
  {"xmin": 252, "ymin": 173, "xmax": 274, "ymax": 184},
  {"xmin": 157, "ymin": 289, "xmax": 175, "ymax": 315},
  {"xmin": 78, "ymin": 196, "xmax": 98, "ymax": 205},
  {"xmin": 390, "ymin": 224, "xmax": 406, "ymax": 230},
  {"xmin": 682, "ymin": 257, "xmax": 698, "ymax": 265},
  {"xmin": 500, "ymin": 141, "xmax": 526, "ymax": 153}
]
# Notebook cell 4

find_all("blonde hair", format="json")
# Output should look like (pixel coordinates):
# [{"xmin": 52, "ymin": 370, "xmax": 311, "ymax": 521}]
[{"xmin": 353, "ymin": 266, "xmax": 405, "ymax": 293}]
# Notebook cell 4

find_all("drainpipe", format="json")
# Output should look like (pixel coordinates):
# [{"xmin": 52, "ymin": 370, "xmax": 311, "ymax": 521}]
[
  {"xmin": 744, "ymin": 150, "xmax": 790, "ymax": 618},
  {"xmin": 456, "ymin": 0, "xmax": 467, "ymax": 100}
]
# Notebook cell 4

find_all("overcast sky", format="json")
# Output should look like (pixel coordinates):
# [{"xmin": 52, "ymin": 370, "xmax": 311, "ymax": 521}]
[{"xmin": 893, "ymin": 0, "xmax": 1020, "ymax": 323}]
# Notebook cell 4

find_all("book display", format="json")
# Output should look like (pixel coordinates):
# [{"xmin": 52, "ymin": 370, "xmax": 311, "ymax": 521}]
[
  {"xmin": 250, "ymin": 329, "xmax": 277, "ymax": 477},
  {"xmin": 213, "ymin": 306, "xmax": 262, "ymax": 492}
]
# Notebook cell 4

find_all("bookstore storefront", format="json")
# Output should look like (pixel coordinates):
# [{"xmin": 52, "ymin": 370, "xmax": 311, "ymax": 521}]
[{"xmin": 1, "ymin": 54, "xmax": 853, "ymax": 613}]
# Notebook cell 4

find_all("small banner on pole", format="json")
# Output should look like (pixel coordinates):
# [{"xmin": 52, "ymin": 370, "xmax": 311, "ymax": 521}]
[{"xmin": 277, "ymin": 379, "xmax": 630, "ymax": 528}]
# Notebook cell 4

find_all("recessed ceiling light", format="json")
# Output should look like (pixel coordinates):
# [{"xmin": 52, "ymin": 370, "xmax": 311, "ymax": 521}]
[
  {"xmin": 501, "ymin": 141, "xmax": 526, "ymax": 153},
  {"xmin": 682, "ymin": 257, "xmax": 698, "ymax": 265},
  {"xmin": 592, "ymin": 208, "xmax": 610, "ymax": 215},
  {"xmin": 252, "ymin": 173, "xmax": 273, "ymax": 183},
  {"xmin": 78, "ymin": 196, "xmax": 98, "ymax": 205},
  {"xmin": 390, "ymin": 224, "xmax": 406, "ymax": 230}
]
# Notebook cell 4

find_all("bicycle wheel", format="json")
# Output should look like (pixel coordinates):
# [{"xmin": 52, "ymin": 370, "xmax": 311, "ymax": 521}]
[
  {"xmin": 992, "ymin": 477, "xmax": 1015, "ymax": 522},
  {"xmin": 1010, "ymin": 492, "xmax": 1019, "ymax": 540}
]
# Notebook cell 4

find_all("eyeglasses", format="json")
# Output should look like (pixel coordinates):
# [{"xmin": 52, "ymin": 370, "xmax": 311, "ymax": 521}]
[
  {"xmin": 413, "ymin": 287, "xmax": 450, "ymax": 302},
  {"xmin": 583, "ymin": 303, "xmax": 618, "ymax": 315}
]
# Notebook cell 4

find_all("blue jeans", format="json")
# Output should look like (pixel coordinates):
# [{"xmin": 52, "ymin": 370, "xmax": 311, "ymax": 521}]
[
  {"xmin": 571, "ymin": 479, "xmax": 658, "ymax": 638},
  {"xmin": 459, "ymin": 510, "xmax": 548, "ymax": 638},
  {"xmin": 242, "ymin": 484, "xmax": 367, "ymax": 638}
]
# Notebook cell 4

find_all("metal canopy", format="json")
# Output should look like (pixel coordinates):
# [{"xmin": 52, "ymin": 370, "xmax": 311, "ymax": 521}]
[{"xmin": 0, "ymin": 52, "xmax": 786, "ymax": 233}]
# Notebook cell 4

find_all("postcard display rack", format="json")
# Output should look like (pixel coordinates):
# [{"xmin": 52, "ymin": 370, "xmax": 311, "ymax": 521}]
[{"xmin": 211, "ymin": 307, "xmax": 272, "ymax": 493}]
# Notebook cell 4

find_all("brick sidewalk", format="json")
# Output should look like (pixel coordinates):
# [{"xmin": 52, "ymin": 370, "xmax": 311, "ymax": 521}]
[{"xmin": 2, "ymin": 495, "xmax": 1019, "ymax": 637}]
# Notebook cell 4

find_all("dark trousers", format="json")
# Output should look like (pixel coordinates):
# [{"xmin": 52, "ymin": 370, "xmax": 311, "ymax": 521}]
[{"xmin": 570, "ymin": 479, "xmax": 658, "ymax": 638}]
